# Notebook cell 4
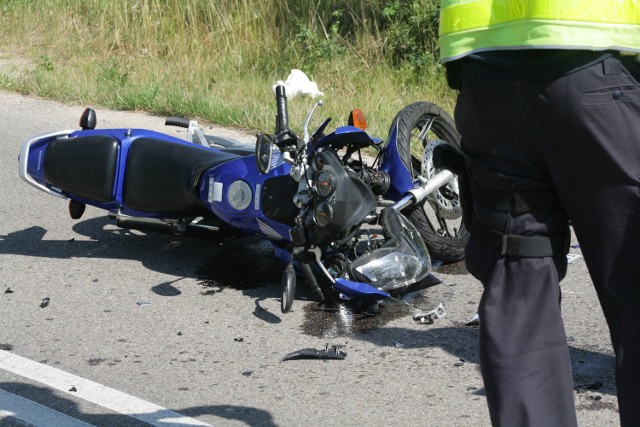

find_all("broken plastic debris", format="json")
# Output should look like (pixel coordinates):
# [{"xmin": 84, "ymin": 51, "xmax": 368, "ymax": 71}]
[
  {"xmin": 136, "ymin": 301, "xmax": 151, "ymax": 306},
  {"xmin": 465, "ymin": 312, "xmax": 480, "ymax": 326},
  {"xmin": 394, "ymin": 342, "xmax": 405, "ymax": 348},
  {"xmin": 281, "ymin": 344, "xmax": 346, "ymax": 362},
  {"xmin": 40, "ymin": 297, "xmax": 50, "ymax": 308},
  {"xmin": 413, "ymin": 302, "xmax": 446, "ymax": 324},
  {"xmin": 454, "ymin": 358, "xmax": 466, "ymax": 367},
  {"xmin": 4, "ymin": 288, "xmax": 13, "ymax": 294}
]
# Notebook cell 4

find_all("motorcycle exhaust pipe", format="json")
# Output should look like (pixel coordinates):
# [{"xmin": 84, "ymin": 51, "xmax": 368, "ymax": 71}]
[
  {"xmin": 113, "ymin": 214, "xmax": 188, "ymax": 235},
  {"xmin": 110, "ymin": 214, "xmax": 221, "ymax": 239},
  {"xmin": 391, "ymin": 169, "xmax": 455, "ymax": 211}
]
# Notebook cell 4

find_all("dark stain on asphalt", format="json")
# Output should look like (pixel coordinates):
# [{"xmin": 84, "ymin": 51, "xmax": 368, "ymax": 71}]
[
  {"xmin": 301, "ymin": 278, "xmax": 447, "ymax": 338},
  {"xmin": 195, "ymin": 236, "xmax": 455, "ymax": 337},
  {"xmin": 301, "ymin": 300, "xmax": 412, "ymax": 338},
  {"xmin": 196, "ymin": 237, "xmax": 284, "ymax": 292},
  {"xmin": 433, "ymin": 259, "xmax": 468, "ymax": 275}
]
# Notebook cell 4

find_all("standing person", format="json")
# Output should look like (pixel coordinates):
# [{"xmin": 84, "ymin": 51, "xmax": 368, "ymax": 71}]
[{"xmin": 438, "ymin": 1, "xmax": 640, "ymax": 426}]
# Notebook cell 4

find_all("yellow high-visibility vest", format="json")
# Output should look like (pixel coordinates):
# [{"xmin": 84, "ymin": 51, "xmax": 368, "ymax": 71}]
[{"xmin": 439, "ymin": 0, "xmax": 640, "ymax": 62}]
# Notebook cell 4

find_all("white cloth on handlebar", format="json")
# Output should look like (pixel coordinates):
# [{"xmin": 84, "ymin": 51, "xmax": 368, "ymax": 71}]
[{"xmin": 273, "ymin": 69, "xmax": 324, "ymax": 99}]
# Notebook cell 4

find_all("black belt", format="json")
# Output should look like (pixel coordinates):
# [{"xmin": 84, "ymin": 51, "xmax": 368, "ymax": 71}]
[{"xmin": 471, "ymin": 220, "xmax": 568, "ymax": 257}]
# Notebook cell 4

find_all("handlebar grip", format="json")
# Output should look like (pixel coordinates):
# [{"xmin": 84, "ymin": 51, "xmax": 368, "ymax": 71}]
[
  {"xmin": 275, "ymin": 85, "xmax": 289, "ymax": 134},
  {"xmin": 165, "ymin": 117, "xmax": 191, "ymax": 128}
]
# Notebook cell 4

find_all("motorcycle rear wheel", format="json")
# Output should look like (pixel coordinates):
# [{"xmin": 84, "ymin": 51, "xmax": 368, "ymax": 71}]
[{"xmin": 389, "ymin": 101, "xmax": 469, "ymax": 263}]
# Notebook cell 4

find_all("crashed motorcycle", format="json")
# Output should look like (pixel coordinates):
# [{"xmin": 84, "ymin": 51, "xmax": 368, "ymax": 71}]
[{"xmin": 18, "ymin": 85, "xmax": 467, "ymax": 315}]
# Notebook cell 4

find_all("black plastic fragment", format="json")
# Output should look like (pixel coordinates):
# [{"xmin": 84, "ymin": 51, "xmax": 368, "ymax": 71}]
[{"xmin": 281, "ymin": 344, "xmax": 346, "ymax": 362}]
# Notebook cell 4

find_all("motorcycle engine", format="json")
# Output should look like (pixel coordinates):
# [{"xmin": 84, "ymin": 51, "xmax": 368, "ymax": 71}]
[{"xmin": 305, "ymin": 149, "xmax": 377, "ymax": 246}]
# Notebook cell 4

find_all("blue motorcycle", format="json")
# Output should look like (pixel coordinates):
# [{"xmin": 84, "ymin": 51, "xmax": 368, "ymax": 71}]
[{"xmin": 19, "ymin": 86, "xmax": 467, "ymax": 313}]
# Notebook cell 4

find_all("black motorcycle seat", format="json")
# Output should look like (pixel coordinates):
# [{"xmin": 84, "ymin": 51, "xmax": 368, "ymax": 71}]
[
  {"xmin": 123, "ymin": 137, "xmax": 240, "ymax": 215},
  {"xmin": 44, "ymin": 135, "xmax": 119, "ymax": 202}
]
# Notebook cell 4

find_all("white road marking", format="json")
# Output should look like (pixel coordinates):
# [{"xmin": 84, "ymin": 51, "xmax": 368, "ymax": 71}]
[
  {"xmin": 0, "ymin": 388, "xmax": 94, "ymax": 427},
  {"xmin": 0, "ymin": 350, "xmax": 212, "ymax": 426}
]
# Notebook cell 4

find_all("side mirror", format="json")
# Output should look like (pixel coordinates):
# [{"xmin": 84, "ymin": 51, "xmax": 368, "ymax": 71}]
[{"xmin": 255, "ymin": 133, "xmax": 274, "ymax": 174}]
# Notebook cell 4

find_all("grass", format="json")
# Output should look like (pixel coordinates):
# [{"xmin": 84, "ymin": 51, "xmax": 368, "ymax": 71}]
[{"xmin": 0, "ymin": 0, "xmax": 455, "ymax": 140}]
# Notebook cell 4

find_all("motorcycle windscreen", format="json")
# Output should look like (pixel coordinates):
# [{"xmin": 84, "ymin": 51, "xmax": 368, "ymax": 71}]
[{"xmin": 349, "ymin": 208, "xmax": 431, "ymax": 291}]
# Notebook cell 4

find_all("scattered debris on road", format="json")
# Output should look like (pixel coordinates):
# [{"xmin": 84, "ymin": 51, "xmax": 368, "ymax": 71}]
[
  {"xmin": 465, "ymin": 312, "xmax": 480, "ymax": 326},
  {"xmin": 281, "ymin": 344, "xmax": 346, "ymax": 362},
  {"xmin": 413, "ymin": 302, "xmax": 446, "ymax": 324}
]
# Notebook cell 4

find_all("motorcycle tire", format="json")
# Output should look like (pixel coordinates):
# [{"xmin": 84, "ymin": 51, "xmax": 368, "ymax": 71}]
[{"xmin": 389, "ymin": 101, "xmax": 469, "ymax": 263}]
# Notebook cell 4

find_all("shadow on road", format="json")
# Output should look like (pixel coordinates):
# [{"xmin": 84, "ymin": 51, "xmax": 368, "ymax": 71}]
[
  {"xmin": 0, "ymin": 381, "xmax": 276, "ymax": 427},
  {"xmin": 351, "ymin": 325, "xmax": 616, "ymax": 396}
]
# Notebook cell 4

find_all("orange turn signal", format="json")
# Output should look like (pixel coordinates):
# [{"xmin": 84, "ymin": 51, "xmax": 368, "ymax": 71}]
[{"xmin": 348, "ymin": 109, "xmax": 367, "ymax": 130}]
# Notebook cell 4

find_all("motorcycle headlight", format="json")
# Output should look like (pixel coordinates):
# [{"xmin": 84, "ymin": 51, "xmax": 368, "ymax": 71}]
[
  {"xmin": 315, "ymin": 170, "xmax": 336, "ymax": 197},
  {"xmin": 355, "ymin": 251, "xmax": 428, "ymax": 288},
  {"xmin": 313, "ymin": 201, "xmax": 334, "ymax": 227},
  {"xmin": 350, "ymin": 208, "xmax": 431, "ymax": 290}
]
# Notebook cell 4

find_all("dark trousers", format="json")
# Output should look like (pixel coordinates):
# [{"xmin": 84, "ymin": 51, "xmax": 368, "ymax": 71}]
[{"xmin": 455, "ymin": 54, "xmax": 640, "ymax": 426}]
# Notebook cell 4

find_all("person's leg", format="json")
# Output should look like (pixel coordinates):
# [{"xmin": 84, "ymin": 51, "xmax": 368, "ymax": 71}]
[
  {"xmin": 455, "ymin": 67, "xmax": 577, "ymax": 427},
  {"xmin": 529, "ymin": 55, "xmax": 640, "ymax": 426}
]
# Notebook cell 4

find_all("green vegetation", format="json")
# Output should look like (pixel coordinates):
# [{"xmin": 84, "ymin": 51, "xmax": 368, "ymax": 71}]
[{"xmin": 0, "ymin": 0, "xmax": 454, "ymax": 138}]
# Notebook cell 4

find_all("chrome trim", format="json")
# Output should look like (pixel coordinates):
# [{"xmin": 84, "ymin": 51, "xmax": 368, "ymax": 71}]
[{"xmin": 19, "ymin": 130, "xmax": 76, "ymax": 199}]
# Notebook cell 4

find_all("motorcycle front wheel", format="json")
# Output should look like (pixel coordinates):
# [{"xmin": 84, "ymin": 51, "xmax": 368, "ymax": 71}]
[{"xmin": 389, "ymin": 101, "xmax": 469, "ymax": 263}]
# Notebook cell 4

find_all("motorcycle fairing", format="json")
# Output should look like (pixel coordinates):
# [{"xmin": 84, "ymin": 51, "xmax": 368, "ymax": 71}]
[
  {"xmin": 379, "ymin": 122, "xmax": 414, "ymax": 201},
  {"xmin": 314, "ymin": 126, "xmax": 381, "ymax": 151},
  {"xmin": 199, "ymin": 153, "xmax": 296, "ymax": 241},
  {"xmin": 19, "ymin": 130, "xmax": 77, "ymax": 199},
  {"xmin": 314, "ymin": 123, "xmax": 414, "ymax": 203}
]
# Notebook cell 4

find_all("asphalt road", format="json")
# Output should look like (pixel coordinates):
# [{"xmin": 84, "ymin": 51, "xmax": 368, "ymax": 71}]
[{"xmin": 0, "ymin": 90, "xmax": 620, "ymax": 426}]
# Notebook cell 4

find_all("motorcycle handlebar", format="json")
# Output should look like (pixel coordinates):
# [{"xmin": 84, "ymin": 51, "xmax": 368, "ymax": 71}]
[
  {"xmin": 274, "ymin": 85, "xmax": 289, "ymax": 134},
  {"xmin": 165, "ymin": 117, "xmax": 191, "ymax": 128}
]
